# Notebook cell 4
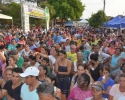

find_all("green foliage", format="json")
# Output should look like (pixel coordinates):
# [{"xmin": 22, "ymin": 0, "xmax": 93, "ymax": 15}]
[
  {"xmin": 89, "ymin": 10, "xmax": 109, "ymax": 28},
  {"xmin": 39, "ymin": 1, "xmax": 56, "ymax": 20},
  {"xmin": 47, "ymin": 0, "xmax": 85, "ymax": 21}
]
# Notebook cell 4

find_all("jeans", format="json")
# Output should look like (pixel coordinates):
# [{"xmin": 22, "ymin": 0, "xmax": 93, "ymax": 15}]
[{"xmin": 57, "ymin": 76, "xmax": 70, "ymax": 98}]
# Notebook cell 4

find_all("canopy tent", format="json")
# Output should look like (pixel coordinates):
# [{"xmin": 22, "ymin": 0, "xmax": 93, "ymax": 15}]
[
  {"xmin": 0, "ymin": 13, "xmax": 12, "ymax": 19},
  {"xmin": 0, "ymin": 13, "xmax": 13, "ymax": 28},
  {"xmin": 78, "ymin": 19, "xmax": 88, "ymax": 24},
  {"xmin": 103, "ymin": 15, "xmax": 121, "ymax": 27},
  {"xmin": 109, "ymin": 16, "xmax": 125, "ymax": 28},
  {"xmin": 64, "ymin": 21, "xmax": 75, "ymax": 27}
]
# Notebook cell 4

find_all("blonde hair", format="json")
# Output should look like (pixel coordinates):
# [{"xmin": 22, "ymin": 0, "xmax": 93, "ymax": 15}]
[{"xmin": 22, "ymin": 62, "xmax": 30, "ymax": 70}]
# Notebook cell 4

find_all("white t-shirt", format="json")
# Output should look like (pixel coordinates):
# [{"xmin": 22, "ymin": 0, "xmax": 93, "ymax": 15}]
[
  {"xmin": 48, "ymin": 55, "xmax": 56, "ymax": 75},
  {"xmin": 21, "ymin": 83, "xmax": 39, "ymax": 100},
  {"xmin": 109, "ymin": 84, "xmax": 125, "ymax": 100}
]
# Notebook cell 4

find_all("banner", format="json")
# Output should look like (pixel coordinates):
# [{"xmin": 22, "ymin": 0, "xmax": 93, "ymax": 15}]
[{"xmin": 45, "ymin": 6, "xmax": 50, "ymax": 31}]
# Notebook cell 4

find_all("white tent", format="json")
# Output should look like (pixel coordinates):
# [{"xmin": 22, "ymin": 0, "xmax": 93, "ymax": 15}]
[
  {"xmin": 0, "ymin": 13, "xmax": 13, "ymax": 28},
  {"xmin": 0, "ymin": 13, "xmax": 12, "ymax": 19},
  {"xmin": 78, "ymin": 19, "xmax": 88, "ymax": 26}
]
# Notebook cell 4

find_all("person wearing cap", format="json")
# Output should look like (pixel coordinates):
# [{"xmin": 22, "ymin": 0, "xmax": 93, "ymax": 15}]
[
  {"xmin": 9, "ymin": 50, "xmax": 24, "ymax": 68},
  {"xmin": 85, "ymin": 81, "xmax": 108, "ymax": 100},
  {"xmin": 20, "ymin": 67, "xmax": 40, "ymax": 100}
]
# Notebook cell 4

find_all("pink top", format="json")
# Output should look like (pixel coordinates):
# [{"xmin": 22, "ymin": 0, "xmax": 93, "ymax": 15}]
[{"xmin": 68, "ymin": 87, "xmax": 92, "ymax": 100}]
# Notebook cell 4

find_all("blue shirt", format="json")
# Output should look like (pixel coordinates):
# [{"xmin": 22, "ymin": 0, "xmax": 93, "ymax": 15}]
[
  {"xmin": 98, "ymin": 77, "xmax": 114, "ymax": 98},
  {"xmin": 21, "ymin": 83, "xmax": 39, "ymax": 100},
  {"xmin": 82, "ymin": 50, "xmax": 90, "ymax": 62},
  {"xmin": 53, "ymin": 35, "xmax": 61, "ymax": 44},
  {"xmin": 30, "ymin": 45, "xmax": 36, "ymax": 50}
]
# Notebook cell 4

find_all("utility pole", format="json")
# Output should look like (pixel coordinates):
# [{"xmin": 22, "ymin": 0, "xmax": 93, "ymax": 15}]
[{"xmin": 102, "ymin": 0, "xmax": 106, "ymax": 25}]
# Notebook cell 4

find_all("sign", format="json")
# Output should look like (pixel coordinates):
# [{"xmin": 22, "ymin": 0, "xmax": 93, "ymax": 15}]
[{"xmin": 45, "ymin": 6, "xmax": 50, "ymax": 31}]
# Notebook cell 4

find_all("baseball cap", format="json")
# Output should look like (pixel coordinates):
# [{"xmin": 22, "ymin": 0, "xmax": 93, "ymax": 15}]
[
  {"xmin": 19, "ymin": 67, "xmax": 39, "ymax": 77},
  {"xmin": 92, "ymin": 81, "xmax": 104, "ymax": 91}
]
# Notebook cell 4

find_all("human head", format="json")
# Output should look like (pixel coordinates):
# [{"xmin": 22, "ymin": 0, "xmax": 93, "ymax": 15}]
[
  {"xmin": 51, "ymin": 49, "xmax": 59, "ymax": 57},
  {"xmin": 59, "ymin": 50, "xmax": 66, "ymax": 59},
  {"xmin": 9, "ymin": 50, "xmax": 18, "ymax": 60},
  {"xmin": 94, "ymin": 45, "xmax": 100, "ymax": 53},
  {"xmin": 22, "ymin": 62, "xmax": 30, "ymax": 72},
  {"xmin": 29, "ymin": 55, "xmax": 36, "ymax": 65},
  {"xmin": 12, "ymin": 68, "xmax": 23, "ymax": 84},
  {"xmin": 101, "ymin": 66, "xmax": 110, "ymax": 78},
  {"xmin": 90, "ymin": 53, "xmax": 99, "ymax": 63},
  {"xmin": 77, "ymin": 52, "xmax": 83, "ymax": 61},
  {"xmin": 92, "ymin": 81, "xmax": 104, "ymax": 99},
  {"xmin": 24, "ymin": 44, "xmax": 30, "ymax": 51},
  {"xmin": 19, "ymin": 67, "xmax": 39, "ymax": 85},
  {"xmin": 38, "ymin": 64, "xmax": 47, "ymax": 76},
  {"xmin": 115, "ymin": 48, "xmax": 121, "ymax": 55},
  {"xmin": 77, "ymin": 63, "xmax": 87, "ymax": 75},
  {"xmin": 11, "ymin": 38, "xmax": 16, "ymax": 45},
  {"xmin": 77, "ymin": 73, "xmax": 90, "ymax": 89},
  {"xmin": 8, "ymin": 56, "xmax": 16, "ymax": 66},
  {"xmin": 121, "ymin": 63, "xmax": 125, "ymax": 73},
  {"xmin": 42, "ymin": 58, "xmax": 49, "ymax": 66},
  {"xmin": 79, "ymin": 46, "xmax": 84, "ymax": 52},
  {"xmin": 70, "ymin": 44, "xmax": 76, "ymax": 53},
  {"xmin": 5, "ymin": 68, "xmax": 13, "ymax": 81},
  {"xmin": 37, "ymin": 82, "xmax": 54, "ymax": 100},
  {"xmin": 46, "ymin": 74, "xmax": 57, "ymax": 86},
  {"xmin": 119, "ymin": 73, "xmax": 125, "ymax": 87}
]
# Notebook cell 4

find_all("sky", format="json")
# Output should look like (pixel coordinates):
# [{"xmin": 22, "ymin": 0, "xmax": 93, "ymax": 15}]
[{"xmin": 81, "ymin": 0, "xmax": 125, "ymax": 19}]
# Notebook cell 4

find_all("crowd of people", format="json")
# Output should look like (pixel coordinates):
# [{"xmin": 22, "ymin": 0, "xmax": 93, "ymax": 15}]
[{"xmin": 0, "ymin": 27, "xmax": 124, "ymax": 100}]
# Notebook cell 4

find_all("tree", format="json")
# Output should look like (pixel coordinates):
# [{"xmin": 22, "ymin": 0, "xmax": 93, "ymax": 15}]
[
  {"xmin": 89, "ymin": 10, "xmax": 108, "ymax": 28},
  {"xmin": 47, "ymin": 0, "xmax": 85, "ymax": 25}
]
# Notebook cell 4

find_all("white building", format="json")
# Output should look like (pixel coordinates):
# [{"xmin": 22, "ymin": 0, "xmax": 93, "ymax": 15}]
[{"xmin": 2, "ymin": 0, "xmax": 37, "ymax": 6}]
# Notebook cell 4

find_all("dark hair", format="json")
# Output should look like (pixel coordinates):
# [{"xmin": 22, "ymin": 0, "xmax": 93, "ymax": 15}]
[
  {"xmin": 39, "ymin": 64, "xmax": 48, "ymax": 75},
  {"xmin": 0, "ymin": 44, "xmax": 5, "ymax": 50},
  {"xmin": 59, "ymin": 50, "xmax": 66, "ymax": 55},
  {"xmin": 29, "ymin": 55, "xmax": 36, "ymax": 61},
  {"xmin": 77, "ymin": 63, "xmax": 87, "ymax": 70},
  {"xmin": 79, "ymin": 46, "xmax": 84, "ymax": 51},
  {"xmin": 102, "ymin": 66, "xmax": 110, "ymax": 73},
  {"xmin": 115, "ymin": 48, "xmax": 122, "ymax": 52},
  {"xmin": 47, "ymin": 74, "xmax": 57, "ymax": 86},
  {"xmin": 16, "ymin": 44, "xmax": 22, "ymax": 49},
  {"xmin": 43, "ymin": 58, "xmax": 49, "ymax": 64},
  {"xmin": 37, "ymin": 82, "xmax": 54, "ymax": 96},
  {"xmin": 54, "ymin": 49, "xmax": 59, "ymax": 55},
  {"xmin": 9, "ymin": 55, "xmax": 16, "ymax": 61},
  {"xmin": 90, "ymin": 53, "xmax": 99, "ymax": 61},
  {"xmin": 120, "ymin": 73, "xmax": 125, "ymax": 78},
  {"xmin": 6, "ymin": 68, "xmax": 13, "ymax": 72},
  {"xmin": 12, "ymin": 68, "xmax": 23, "ymax": 73},
  {"xmin": 121, "ymin": 63, "xmax": 125, "ymax": 70}
]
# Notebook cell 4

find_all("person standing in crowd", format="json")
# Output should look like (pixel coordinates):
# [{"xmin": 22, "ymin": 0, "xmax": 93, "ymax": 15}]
[
  {"xmin": 98, "ymin": 66, "xmax": 114, "ymax": 98},
  {"xmin": 66, "ymin": 44, "xmax": 77, "ymax": 62},
  {"xmin": 68, "ymin": 73, "xmax": 92, "ymax": 100},
  {"xmin": 20, "ymin": 67, "xmax": 40, "ymax": 100},
  {"xmin": 8, "ymin": 38, "xmax": 17, "ymax": 51},
  {"xmin": 55, "ymin": 50, "xmax": 72, "ymax": 97},
  {"xmin": 70, "ymin": 63, "xmax": 94, "ymax": 92},
  {"xmin": 8, "ymin": 56, "xmax": 18, "ymax": 68},
  {"xmin": 89, "ymin": 45, "xmax": 111, "ymax": 64},
  {"xmin": 109, "ymin": 48, "xmax": 122, "ymax": 75},
  {"xmin": 109, "ymin": 73, "xmax": 125, "ymax": 100},
  {"xmin": 85, "ymin": 81, "xmax": 108, "ymax": 100},
  {"xmin": 9, "ymin": 50, "xmax": 24, "ymax": 68},
  {"xmin": 37, "ymin": 82, "xmax": 59, "ymax": 100},
  {"xmin": 3, "ymin": 68, "xmax": 23, "ymax": 100},
  {"xmin": 89, "ymin": 53, "xmax": 103, "ymax": 81}
]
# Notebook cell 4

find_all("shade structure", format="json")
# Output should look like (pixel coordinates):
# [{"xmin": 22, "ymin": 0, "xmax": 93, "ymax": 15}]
[
  {"xmin": 78, "ymin": 19, "xmax": 88, "ymax": 24},
  {"xmin": 0, "ymin": 13, "xmax": 12, "ymax": 19},
  {"xmin": 103, "ymin": 15, "xmax": 121, "ymax": 27},
  {"xmin": 110, "ymin": 16, "xmax": 125, "ymax": 28},
  {"xmin": 64, "ymin": 21, "xmax": 75, "ymax": 26}
]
